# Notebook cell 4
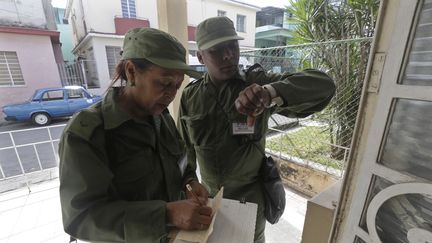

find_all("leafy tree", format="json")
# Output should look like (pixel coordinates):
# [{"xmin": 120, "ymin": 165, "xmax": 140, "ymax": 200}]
[{"xmin": 287, "ymin": 0, "xmax": 380, "ymax": 160}]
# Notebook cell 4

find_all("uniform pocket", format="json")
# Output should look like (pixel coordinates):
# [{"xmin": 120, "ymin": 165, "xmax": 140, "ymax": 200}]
[
  {"xmin": 113, "ymin": 149, "xmax": 158, "ymax": 183},
  {"xmin": 180, "ymin": 114, "xmax": 210, "ymax": 146}
]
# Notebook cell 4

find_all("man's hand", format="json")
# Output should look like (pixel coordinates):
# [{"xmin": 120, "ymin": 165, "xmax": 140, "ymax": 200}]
[
  {"xmin": 166, "ymin": 200, "xmax": 213, "ymax": 230},
  {"xmin": 186, "ymin": 180, "xmax": 209, "ymax": 206},
  {"xmin": 234, "ymin": 84, "xmax": 272, "ymax": 126}
]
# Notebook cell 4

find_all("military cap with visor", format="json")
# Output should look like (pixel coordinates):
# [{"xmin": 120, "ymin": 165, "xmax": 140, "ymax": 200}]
[
  {"xmin": 121, "ymin": 27, "xmax": 201, "ymax": 79},
  {"xmin": 196, "ymin": 16, "xmax": 244, "ymax": 50}
]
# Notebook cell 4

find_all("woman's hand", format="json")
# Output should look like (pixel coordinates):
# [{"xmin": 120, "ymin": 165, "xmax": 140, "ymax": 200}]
[
  {"xmin": 186, "ymin": 180, "xmax": 209, "ymax": 206},
  {"xmin": 166, "ymin": 200, "xmax": 213, "ymax": 230}
]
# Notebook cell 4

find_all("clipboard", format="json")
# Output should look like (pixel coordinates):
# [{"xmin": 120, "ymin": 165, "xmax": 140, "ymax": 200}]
[{"xmin": 170, "ymin": 187, "xmax": 258, "ymax": 243}]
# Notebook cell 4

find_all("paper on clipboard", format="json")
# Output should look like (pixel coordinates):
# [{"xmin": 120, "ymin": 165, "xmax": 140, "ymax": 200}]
[
  {"xmin": 172, "ymin": 187, "xmax": 257, "ymax": 243},
  {"xmin": 174, "ymin": 187, "xmax": 223, "ymax": 243}
]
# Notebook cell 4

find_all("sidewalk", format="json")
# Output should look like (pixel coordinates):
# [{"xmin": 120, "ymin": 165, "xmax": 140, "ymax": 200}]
[
  {"xmin": 0, "ymin": 179, "xmax": 308, "ymax": 243},
  {"xmin": 0, "ymin": 180, "xmax": 69, "ymax": 243}
]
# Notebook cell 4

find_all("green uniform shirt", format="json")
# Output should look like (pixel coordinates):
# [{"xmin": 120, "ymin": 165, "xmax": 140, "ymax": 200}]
[
  {"xmin": 59, "ymin": 88, "xmax": 194, "ymax": 243},
  {"xmin": 178, "ymin": 65, "xmax": 335, "ymax": 241}
]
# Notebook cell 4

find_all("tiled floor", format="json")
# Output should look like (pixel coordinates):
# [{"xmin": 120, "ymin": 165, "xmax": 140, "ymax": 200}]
[
  {"xmin": 265, "ymin": 188, "xmax": 308, "ymax": 243},
  {"xmin": 0, "ymin": 180, "xmax": 69, "ymax": 243},
  {"xmin": 0, "ymin": 179, "xmax": 308, "ymax": 243}
]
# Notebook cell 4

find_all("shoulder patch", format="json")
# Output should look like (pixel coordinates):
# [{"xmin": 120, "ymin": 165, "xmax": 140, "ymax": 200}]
[
  {"xmin": 66, "ymin": 104, "xmax": 103, "ymax": 141},
  {"xmin": 185, "ymin": 77, "xmax": 203, "ymax": 88}
]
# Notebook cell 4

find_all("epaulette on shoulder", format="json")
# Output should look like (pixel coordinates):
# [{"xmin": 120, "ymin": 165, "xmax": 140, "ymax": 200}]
[
  {"xmin": 245, "ymin": 63, "xmax": 265, "ymax": 76},
  {"xmin": 185, "ymin": 77, "xmax": 204, "ymax": 88},
  {"xmin": 67, "ymin": 103, "xmax": 103, "ymax": 141}
]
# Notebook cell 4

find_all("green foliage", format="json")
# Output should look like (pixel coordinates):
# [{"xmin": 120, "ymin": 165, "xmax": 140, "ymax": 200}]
[
  {"xmin": 267, "ymin": 126, "xmax": 344, "ymax": 170},
  {"xmin": 286, "ymin": 0, "xmax": 380, "ymax": 159}
]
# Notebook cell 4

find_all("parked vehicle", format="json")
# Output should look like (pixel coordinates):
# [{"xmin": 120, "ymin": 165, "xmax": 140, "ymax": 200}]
[{"xmin": 2, "ymin": 86, "xmax": 102, "ymax": 126}]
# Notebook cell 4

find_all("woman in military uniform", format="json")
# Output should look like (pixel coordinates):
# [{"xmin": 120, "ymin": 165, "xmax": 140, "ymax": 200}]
[{"xmin": 59, "ymin": 28, "xmax": 211, "ymax": 243}]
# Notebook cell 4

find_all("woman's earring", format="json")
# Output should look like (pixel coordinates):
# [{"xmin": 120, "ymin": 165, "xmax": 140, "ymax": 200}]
[{"xmin": 128, "ymin": 80, "xmax": 135, "ymax": 87}]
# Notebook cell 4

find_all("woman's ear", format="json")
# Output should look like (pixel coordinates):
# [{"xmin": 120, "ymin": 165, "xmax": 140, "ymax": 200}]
[{"xmin": 124, "ymin": 61, "xmax": 136, "ymax": 86}]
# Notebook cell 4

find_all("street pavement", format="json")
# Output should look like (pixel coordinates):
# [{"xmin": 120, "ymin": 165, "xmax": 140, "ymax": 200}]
[
  {"xmin": 0, "ymin": 119, "xmax": 69, "ymax": 132},
  {"xmin": 0, "ymin": 179, "xmax": 308, "ymax": 243}
]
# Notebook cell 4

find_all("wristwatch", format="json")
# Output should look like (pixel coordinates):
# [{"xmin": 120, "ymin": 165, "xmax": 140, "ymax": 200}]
[{"xmin": 263, "ymin": 84, "xmax": 284, "ymax": 107}]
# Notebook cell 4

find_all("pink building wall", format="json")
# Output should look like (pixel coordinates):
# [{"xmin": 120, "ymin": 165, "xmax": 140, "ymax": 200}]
[{"xmin": 0, "ymin": 33, "xmax": 61, "ymax": 121}]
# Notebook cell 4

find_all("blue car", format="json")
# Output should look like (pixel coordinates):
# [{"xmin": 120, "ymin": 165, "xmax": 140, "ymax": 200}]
[{"xmin": 2, "ymin": 86, "xmax": 102, "ymax": 126}]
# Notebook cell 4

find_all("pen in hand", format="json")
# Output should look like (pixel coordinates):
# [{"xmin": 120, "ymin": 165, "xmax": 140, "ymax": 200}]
[{"xmin": 186, "ymin": 183, "xmax": 203, "ymax": 206}]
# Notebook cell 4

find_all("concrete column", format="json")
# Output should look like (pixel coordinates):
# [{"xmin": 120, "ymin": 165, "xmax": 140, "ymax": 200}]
[{"xmin": 157, "ymin": 0, "xmax": 190, "ymax": 122}]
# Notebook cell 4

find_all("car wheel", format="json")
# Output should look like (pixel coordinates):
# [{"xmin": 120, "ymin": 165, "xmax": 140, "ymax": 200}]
[{"xmin": 32, "ymin": 112, "xmax": 51, "ymax": 126}]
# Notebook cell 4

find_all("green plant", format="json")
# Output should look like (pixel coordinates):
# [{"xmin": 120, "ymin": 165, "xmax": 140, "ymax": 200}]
[
  {"xmin": 267, "ymin": 126, "xmax": 344, "ymax": 170},
  {"xmin": 286, "ymin": 0, "xmax": 380, "ymax": 159}
]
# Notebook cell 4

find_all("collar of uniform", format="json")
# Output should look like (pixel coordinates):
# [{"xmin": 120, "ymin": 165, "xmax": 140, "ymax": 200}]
[
  {"xmin": 101, "ymin": 88, "xmax": 133, "ymax": 130},
  {"xmin": 202, "ymin": 69, "xmax": 247, "ymax": 86}
]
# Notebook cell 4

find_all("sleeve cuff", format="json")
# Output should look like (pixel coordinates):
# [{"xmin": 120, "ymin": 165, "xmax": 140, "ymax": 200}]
[
  {"xmin": 124, "ymin": 201, "xmax": 168, "ymax": 243},
  {"xmin": 182, "ymin": 177, "xmax": 198, "ymax": 190},
  {"xmin": 263, "ymin": 84, "xmax": 284, "ymax": 107},
  {"xmin": 263, "ymin": 84, "xmax": 277, "ymax": 98}
]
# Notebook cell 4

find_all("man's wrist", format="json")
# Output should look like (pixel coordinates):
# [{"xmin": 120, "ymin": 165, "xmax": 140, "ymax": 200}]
[
  {"xmin": 263, "ymin": 84, "xmax": 277, "ymax": 99},
  {"xmin": 263, "ymin": 84, "xmax": 283, "ymax": 107}
]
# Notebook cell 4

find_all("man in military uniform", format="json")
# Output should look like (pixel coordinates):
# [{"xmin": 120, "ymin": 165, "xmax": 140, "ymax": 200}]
[{"xmin": 178, "ymin": 16, "xmax": 336, "ymax": 242}]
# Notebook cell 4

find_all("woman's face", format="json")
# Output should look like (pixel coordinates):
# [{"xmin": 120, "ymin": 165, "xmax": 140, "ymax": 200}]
[{"xmin": 126, "ymin": 62, "xmax": 185, "ymax": 116}]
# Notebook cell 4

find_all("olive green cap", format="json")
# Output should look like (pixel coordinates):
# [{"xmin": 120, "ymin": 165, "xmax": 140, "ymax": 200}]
[
  {"xmin": 121, "ymin": 28, "xmax": 202, "ymax": 79},
  {"xmin": 196, "ymin": 16, "xmax": 244, "ymax": 50}
]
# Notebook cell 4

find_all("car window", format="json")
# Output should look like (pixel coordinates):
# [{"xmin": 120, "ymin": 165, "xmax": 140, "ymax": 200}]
[
  {"xmin": 42, "ymin": 90, "xmax": 64, "ymax": 101},
  {"xmin": 67, "ymin": 89, "xmax": 86, "ymax": 99}
]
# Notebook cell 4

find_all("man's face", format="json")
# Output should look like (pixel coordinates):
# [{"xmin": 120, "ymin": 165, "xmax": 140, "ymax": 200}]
[{"xmin": 197, "ymin": 40, "xmax": 240, "ymax": 83}]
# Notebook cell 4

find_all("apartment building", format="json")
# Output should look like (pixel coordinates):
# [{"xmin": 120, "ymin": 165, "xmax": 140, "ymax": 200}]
[
  {"xmin": 65, "ymin": 0, "xmax": 260, "ymax": 94},
  {"xmin": 186, "ymin": 0, "xmax": 260, "ymax": 55},
  {"xmin": 255, "ymin": 6, "xmax": 295, "ymax": 48},
  {"xmin": 0, "ymin": 0, "xmax": 62, "ymax": 121},
  {"xmin": 54, "ymin": 7, "xmax": 74, "ymax": 63}
]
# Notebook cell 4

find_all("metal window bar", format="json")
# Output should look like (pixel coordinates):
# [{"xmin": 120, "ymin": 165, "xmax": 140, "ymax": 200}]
[
  {"xmin": 57, "ymin": 60, "xmax": 93, "ymax": 88},
  {"xmin": 0, "ymin": 124, "xmax": 66, "ymax": 191},
  {"xmin": 0, "ymin": 51, "xmax": 24, "ymax": 86}
]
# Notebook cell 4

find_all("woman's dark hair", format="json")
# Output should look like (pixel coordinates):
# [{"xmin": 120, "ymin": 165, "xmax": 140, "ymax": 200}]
[{"xmin": 107, "ymin": 58, "xmax": 154, "ymax": 89}]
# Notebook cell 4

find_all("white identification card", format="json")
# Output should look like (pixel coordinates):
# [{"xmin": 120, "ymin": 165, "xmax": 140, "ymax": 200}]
[{"xmin": 232, "ymin": 122, "xmax": 255, "ymax": 135}]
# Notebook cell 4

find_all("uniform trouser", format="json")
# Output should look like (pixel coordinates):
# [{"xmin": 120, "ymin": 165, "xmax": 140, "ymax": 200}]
[{"xmin": 254, "ymin": 203, "xmax": 266, "ymax": 243}]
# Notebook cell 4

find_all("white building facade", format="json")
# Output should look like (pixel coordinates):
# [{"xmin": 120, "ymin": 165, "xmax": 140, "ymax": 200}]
[
  {"xmin": 186, "ymin": 0, "xmax": 259, "ymax": 54},
  {"xmin": 65, "ymin": 0, "xmax": 260, "ymax": 95}
]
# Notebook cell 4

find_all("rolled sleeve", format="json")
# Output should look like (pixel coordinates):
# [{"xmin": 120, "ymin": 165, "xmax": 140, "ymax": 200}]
[{"xmin": 261, "ymin": 69, "xmax": 336, "ymax": 117}]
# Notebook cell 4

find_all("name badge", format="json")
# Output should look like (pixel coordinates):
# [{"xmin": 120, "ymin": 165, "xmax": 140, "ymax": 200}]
[{"xmin": 232, "ymin": 122, "xmax": 254, "ymax": 135}]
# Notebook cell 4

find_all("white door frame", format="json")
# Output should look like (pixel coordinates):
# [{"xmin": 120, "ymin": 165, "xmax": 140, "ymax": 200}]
[{"xmin": 330, "ymin": 0, "xmax": 432, "ymax": 242}]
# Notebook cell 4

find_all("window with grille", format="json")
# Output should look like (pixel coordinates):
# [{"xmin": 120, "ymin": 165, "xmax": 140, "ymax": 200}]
[
  {"xmin": 0, "ymin": 51, "xmax": 24, "ymax": 86},
  {"xmin": 236, "ymin": 14, "xmax": 246, "ymax": 32},
  {"xmin": 217, "ymin": 10, "xmax": 226, "ymax": 17},
  {"xmin": 121, "ymin": 0, "xmax": 136, "ymax": 18},
  {"xmin": 105, "ymin": 46, "xmax": 122, "ymax": 79}
]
